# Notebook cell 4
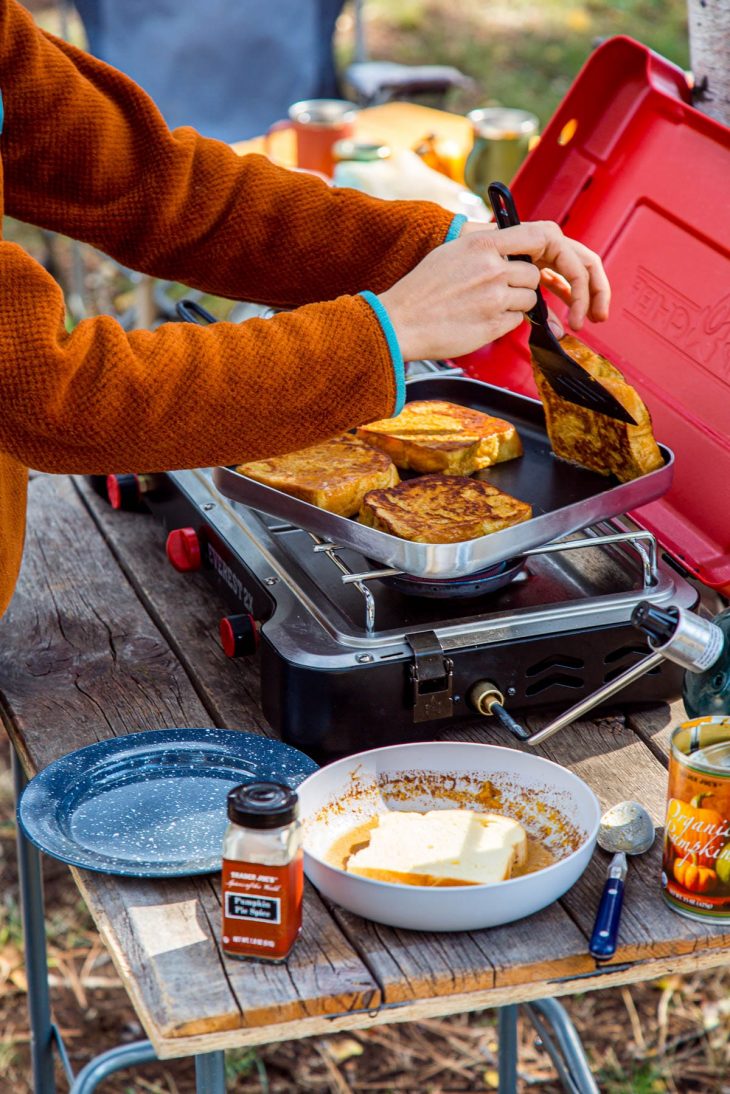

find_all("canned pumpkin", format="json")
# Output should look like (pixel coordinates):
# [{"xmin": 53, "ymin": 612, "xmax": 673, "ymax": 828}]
[{"xmin": 663, "ymin": 716, "xmax": 730, "ymax": 921}]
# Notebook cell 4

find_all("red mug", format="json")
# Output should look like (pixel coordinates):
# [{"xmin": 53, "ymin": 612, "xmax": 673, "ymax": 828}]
[{"xmin": 265, "ymin": 99, "xmax": 358, "ymax": 178}]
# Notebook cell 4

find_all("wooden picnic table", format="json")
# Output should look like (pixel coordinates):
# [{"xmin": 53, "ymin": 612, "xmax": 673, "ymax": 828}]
[{"xmin": 2, "ymin": 473, "xmax": 730, "ymax": 1086}]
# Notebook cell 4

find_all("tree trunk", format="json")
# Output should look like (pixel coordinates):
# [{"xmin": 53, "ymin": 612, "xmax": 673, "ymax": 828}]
[{"xmin": 687, "ymin": 0, "xmax": 730, "ymax": 125}]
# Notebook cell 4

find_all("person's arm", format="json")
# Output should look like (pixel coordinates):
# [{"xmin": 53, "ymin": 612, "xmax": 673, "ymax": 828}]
[
  {"xmin": 0, "ymin": 219, "xmax": 610, "ymax": 476},
  {"xmin": 0, "ymin": 1, "xmax": 611, "ymax": 478},
  {"xmin": 0, "ymin": 242, "xmax": 406, "ymax": 475},
  {"xmin": 0, "ymin": 0, "xmax": 456, "ymax": 307}
]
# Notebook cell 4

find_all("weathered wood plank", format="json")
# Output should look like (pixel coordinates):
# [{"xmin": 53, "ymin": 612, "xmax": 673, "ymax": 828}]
[
  {"xmin": 0, "ymin": 475, "xmax": 381, "ymax": 1039},
  {"xmin": 74, "ymin": 476, "xmax": 272, "ymax": 736},
  {"xmin": 330, "ymin": 897, "xmax": 592, "ymax": 1005},
  {"xmin": 201, "ymin": 878, "xmax": 379, "ymax": 1026},
  {"xmin": 147, "ymin": 945, "xmax": 730, "ymax": 1059},
  {"xmin": 0, "ymin": 478, "xmax": 208, "ymax": 773},
  {"xmin": 626, "ymin": 698, "xmax": 686, "ymax": 763},
  {"xmin": 73, "ymin": 870, "xmax": 243, "ymax": 1040}
]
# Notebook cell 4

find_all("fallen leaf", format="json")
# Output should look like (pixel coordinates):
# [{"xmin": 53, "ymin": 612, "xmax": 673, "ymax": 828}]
[{"xmin": 324, "ymin": 1036, "xmax": 364, "ymax": 1065}]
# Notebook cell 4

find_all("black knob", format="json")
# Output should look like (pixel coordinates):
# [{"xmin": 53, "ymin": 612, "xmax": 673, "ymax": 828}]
[
  {"xmin": 631, "ymin": 601, "xmax": 678, "ymax": 646},
  {"xmin": 220, "ymin": 614, "xmax": 258, "ymax": 658}
]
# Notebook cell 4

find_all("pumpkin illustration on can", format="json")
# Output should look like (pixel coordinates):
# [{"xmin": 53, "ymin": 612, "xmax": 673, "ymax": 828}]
[{"xmin": 663, "ymin": 717, "xmax": 730, "ymax": 922}]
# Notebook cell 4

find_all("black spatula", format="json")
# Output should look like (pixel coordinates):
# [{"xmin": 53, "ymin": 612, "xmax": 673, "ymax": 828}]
[{"xmin": 487, "ymin": 181, "xmax": 636, "ymax": 425}]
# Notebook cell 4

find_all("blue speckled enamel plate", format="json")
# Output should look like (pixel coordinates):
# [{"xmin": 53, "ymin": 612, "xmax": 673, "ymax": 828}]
[{"xmin": 18, "ymin": 728, "xmax": 318, "ymax": 877}]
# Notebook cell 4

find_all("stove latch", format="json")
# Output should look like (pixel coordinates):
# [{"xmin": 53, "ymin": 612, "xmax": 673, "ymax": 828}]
[{"xmin": 406, "ymin": 631, "xmax": 454, "ymax": 722}]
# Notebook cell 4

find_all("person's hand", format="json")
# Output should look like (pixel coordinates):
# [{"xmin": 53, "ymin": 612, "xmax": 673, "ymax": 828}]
[{"xmin": 378, "ymin": 221, "xmax": 610, "ymax": 362}]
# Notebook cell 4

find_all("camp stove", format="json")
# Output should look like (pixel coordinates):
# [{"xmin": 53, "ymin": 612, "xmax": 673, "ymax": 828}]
[
  {"xmin": 105, "ymin": 38, "xmax": 729, "ymax": 760},
  {"xmin": 140, "ymin": 465, "xmax": 696, "ymax": 759}
]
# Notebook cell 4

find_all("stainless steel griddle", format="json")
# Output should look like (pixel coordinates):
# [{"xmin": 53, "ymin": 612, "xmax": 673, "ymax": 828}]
[{"xmin": 213, "ymin": 375, "xmax": 673, "ymax": 579}]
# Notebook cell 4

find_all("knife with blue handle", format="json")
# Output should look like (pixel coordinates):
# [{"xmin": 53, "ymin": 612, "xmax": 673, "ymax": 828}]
[{"xmin": 589, "ymin": 851, "xmax": 627, "ymax": 960}]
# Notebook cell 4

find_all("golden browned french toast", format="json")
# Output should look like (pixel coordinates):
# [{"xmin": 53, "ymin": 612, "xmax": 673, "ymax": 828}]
[
  {"xmin": 359, "ymin": 474, "xmax": 532, "ymax": 543},
  {"xmin": 236, "ymin": 435, "xmax": 399, "ymax": 517},
  {"xmin": 532, "ymin": 335, "xmax": 664, "ymax": 483},
  {"xmin": 355, "ymin": 400, "xmax": 522, "ymax": 475}
]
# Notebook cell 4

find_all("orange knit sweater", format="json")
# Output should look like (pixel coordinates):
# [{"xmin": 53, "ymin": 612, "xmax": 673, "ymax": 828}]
[{"xmin": 0, "ymin": 0, "xmax": 456, "ymax": 617}]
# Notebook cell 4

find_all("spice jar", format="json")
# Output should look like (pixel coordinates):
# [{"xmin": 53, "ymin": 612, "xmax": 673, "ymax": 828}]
[{"xmin": 221, "ymin": 782, "xmax": 303, "ymax": 962}]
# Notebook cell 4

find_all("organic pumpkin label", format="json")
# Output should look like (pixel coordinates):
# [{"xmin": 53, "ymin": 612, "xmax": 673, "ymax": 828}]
[{"xmin": 663, "ymin": 719, "xmax": 730, "ymax": 920}]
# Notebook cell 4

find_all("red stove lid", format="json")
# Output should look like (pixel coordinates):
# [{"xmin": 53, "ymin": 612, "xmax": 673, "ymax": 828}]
[{"xmin": 457, "ymin": 36, "xmax": 730, "ymax": 594}]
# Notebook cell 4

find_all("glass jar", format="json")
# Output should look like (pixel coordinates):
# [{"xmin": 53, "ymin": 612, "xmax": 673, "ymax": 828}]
[
  {"xmin": 221, "ymin": 782, "xmax": 303, "ymax": 962},
  {"xmin": 464, "ymin": 107, "xmax": 539, "ymax": 200}
]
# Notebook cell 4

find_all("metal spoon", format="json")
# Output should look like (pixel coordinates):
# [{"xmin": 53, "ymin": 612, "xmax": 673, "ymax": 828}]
[{"xmin": 589, "ymin": 800, "xmax": 655, "ymax": 961}]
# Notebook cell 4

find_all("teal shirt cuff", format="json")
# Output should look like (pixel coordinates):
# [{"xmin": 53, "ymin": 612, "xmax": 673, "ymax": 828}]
[
  {"xmin": 359, "ymin": 290, "xmax": 406, "ymax": 416},
  {"xmin": 445, "ymin": 213, "xmax": 467, "ymax": 242}
]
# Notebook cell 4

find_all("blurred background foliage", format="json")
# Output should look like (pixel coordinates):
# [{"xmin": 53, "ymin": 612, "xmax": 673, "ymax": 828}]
[{"xmin": 336, "ymin": 0, "xmax": 690, "ymax": 126}]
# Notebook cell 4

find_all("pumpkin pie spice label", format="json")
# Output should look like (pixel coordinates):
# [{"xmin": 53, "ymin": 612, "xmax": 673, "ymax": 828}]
[{"xmin": 221, "ymin": 854, "xmax": 303, "ymax": 959}]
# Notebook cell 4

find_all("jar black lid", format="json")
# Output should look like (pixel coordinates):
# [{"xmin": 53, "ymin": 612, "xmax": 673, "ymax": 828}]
[{"xmin": 227, "ymin": 782, "xmax": 299, "ymax": 828}]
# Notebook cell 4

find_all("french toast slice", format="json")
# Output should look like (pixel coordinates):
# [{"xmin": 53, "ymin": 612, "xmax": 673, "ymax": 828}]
[
  {"xmin": 356, "ymin": 400, "xmax": 522, "ymax": 475},
  {"xmin": 345, "ymin": 809, "xmax": 527, "ymax": 887},
  {"xmin": 359, "ymin": 474, "xmax": 532, "ymax": 543},
  {"xmin": 533, "ymin": 335, "xmax": 664, "ymax": 483},
  {"xmin": 236, "ymin": 435, "xmax": 399, "ymax": 517}
]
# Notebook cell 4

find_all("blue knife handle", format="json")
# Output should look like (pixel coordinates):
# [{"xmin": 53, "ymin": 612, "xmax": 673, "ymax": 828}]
[{"xmin": 589, "ymin": 876, "xmax": 625, "ymax": 960}]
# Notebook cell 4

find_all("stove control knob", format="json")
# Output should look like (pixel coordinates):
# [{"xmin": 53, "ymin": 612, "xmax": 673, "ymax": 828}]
[
  {"xmin": 106, "ymin": 473, "xmax": 141, "ymax": 511},
  {"xmin": 220, "ymin": 614, "xmax": 258, "ymax": 658},
  {"xmin": 166, "ymin": 527, "xmax": 202, "ymax": 572}
]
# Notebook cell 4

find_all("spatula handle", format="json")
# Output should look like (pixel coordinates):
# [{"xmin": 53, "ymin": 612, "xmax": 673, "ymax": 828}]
[{"xmin": 487, "ymin": 181, "xmax": 549, "ymax": 325}]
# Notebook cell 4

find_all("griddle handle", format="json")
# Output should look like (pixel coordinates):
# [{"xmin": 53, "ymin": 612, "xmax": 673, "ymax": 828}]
[
  {"xmin": 176, "ymin": 299, "xmax": 219, "ymax": 326},
  {"xmin": 487, "ymin": 181, "xmax": 548, "ymax": 324}
]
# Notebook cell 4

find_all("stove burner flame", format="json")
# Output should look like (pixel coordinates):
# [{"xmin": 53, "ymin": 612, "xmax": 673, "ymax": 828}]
[{"xmin": 378, "ymin": 557, "xmax": 528, "ymax": 600}]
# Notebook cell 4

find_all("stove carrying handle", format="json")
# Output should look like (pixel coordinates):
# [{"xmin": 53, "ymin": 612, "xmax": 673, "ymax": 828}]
[
  {"xmin": 471, "ymin": 652, "xmax": 664, "ymax": 746},
  {"xmin": 522, "ymin": 650, "xmax": 665, "ymax": 746}
]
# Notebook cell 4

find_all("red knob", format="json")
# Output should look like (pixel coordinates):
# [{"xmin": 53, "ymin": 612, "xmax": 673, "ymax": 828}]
[
  {"xmin": 220, "ymin": 614, "xmax": 258, "ymax": 658},
  {"xmin": 106, "ymin": 473, "xmax": 140, "ymax": 511},
  {"xmin": 166, "ymin": 528, "xmax": 202, "ymax": 572}
]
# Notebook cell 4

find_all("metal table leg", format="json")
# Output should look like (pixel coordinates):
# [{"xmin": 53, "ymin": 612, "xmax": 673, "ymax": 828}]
[
  {"xmin": 69, "ymin": 1041, "xmax": 158, "ymax": 1093},
  {"xmin": 67, "ymin": 1042, "xmax": 226, "ymax": 1094},
  {"xmin": 196, "ymin": 1051, "xmax": 227, "ymax": 1093},
  {"xmin": 524, "ymin": 998, "xmax": 599, "ymax": 1094},
  {"xmin": 12, "ymin": 746, "xmax": 56, "ymax": 1094},
  {"xmin": 498, "ymin": 1004, "xmax": 519, "ymax": 1094},
  {"xmin": 12, "ymin": 745, "xmax": 227, "ymax": 1092},
  {"xmin": 496, "ymin": 998, "xmax": 597, "ymax": 1094}
]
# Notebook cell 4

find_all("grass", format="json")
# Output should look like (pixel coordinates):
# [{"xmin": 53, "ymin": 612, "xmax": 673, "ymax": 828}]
[
  {"xmin": 600, "ymin": 1060, "xmax": 671, "ymax": 1093},
  {"xmin": 0, "ymin": 1038, "xmax": 20, "ymax": 1075},
  {"xmin": 342, "ymin": 0, "xmax": 690, "ymax": 126}
]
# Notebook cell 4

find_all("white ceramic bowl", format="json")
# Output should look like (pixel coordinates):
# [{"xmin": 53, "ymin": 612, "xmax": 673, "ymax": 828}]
[{"xmin": 298, "ymin": 742, "xmax": 600, "ymax": 932}]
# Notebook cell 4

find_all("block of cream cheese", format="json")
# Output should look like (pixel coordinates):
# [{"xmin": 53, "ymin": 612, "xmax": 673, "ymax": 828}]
[{"xmin": 346, "ymin": 809, "xmax": 527, "ymax": 886}]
